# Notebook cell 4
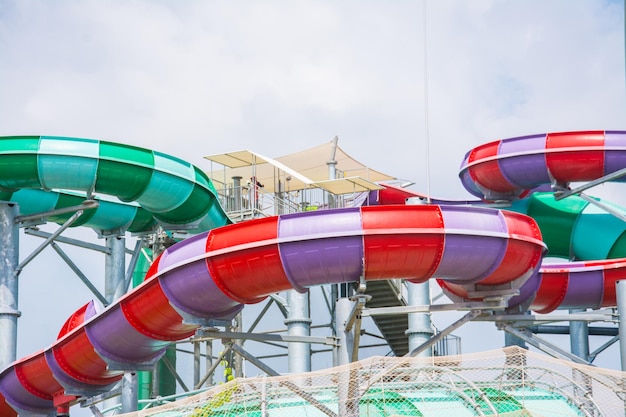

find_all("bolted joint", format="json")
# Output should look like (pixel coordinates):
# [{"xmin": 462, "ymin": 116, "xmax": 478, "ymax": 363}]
[
  {"xmin": 0, "ymin": 307, "xmax": 21, "ymax": 317},
  {"xmin": 405, "ymin": 328, "xmax": 435, "ymax": 338},
  {"xmin": 284, "ymin": 318, "xmax": 312, "ymax": 326}
]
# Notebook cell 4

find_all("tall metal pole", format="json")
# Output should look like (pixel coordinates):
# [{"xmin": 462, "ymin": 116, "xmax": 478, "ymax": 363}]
[
  {"xmin": 327, "ymin": 136, "xmax": 341, "ymax": 367},
  {"xmin": 105, "ymin": 236, "xmax": 137, "ymax": 413},
  {"xmin": 205, "ymin": 339, "xmax": 213, "ymax": 387},
  {"xmin": 406, "ymin": 281, "xmax": 434, "ymax": 356},
  {"xmin": 233, "ymin": 312, "xmax": 243, "ymax": 378},
  {"xmin": 334, "ymin": 297, "xmax": 355, "ymax": 366},
  {"xmin": 232, "ymin": 176, "xmax": 242, "ymax": 212},
  {"xmin": 105, "ymin": 236, "xmax": 126, "ymax": 302},
  {"xmin": 617, "ymin": 280, "xmax": 626, "ymax": 371},
  {"xmin": 327, "ymin": 136, "xmax": 338, "ymax": 209},
  {"xmin": 504, "ymin": 309, "xmax": 529, "ymax": 349},
  {"xmin": 405, "ymin": 199, "xmax": 434, "ymax": 356},
  {"xmin": 569, "ymin": 308, "xmax": 589, "ymax": 361},
  {"xmin": 335, "ymin": 295, "xmax": 357, "ymax": 417},
  {"xmin": 286, "ymin": 290, "xmax": 311, "ymax": 373},
  {"xmin": 0, "ymin": 203, "xmax": 19, "ymax": 369},
  {"xmin": 569, "ymin": 308, "xmax": 593, "ymax": 414},
  {"xmin": 121, "ymin": 373, "xmax": 139, "ymax": 413}
]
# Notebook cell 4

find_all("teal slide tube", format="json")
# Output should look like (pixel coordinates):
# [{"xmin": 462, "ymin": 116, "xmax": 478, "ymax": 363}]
[
  {"xmin": 508, "ymin": 192, "xmax": 626, "ymax": 260},
  {"xmin": 0, "ymin": 136, "xmax": 231, "ymax": 233}
]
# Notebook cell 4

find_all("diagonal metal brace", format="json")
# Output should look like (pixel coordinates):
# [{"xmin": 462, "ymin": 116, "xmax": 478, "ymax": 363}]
[
  {"xmin": 406, "ymin": 309, "xmax": 482, "ymax": 357},
  {"xmin": 15, "ymin": 199, "xmax": 99, "ymax": 224},
  {"xmin": 16, "ymin": 209, "xmax": 86, "ymax": 274},
  {"xmin": 553, "ymin": 166, "xmax": 626, "ymax": 201},
  {"xmin": 500, "ymin": 324, "xmax": 593, "ymax": 366}
]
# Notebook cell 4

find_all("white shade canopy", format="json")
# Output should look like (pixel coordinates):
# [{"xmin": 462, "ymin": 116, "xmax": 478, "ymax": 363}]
[{"xmin": 204, "ymin": 139, "xmax": 395, "ymax": 194}]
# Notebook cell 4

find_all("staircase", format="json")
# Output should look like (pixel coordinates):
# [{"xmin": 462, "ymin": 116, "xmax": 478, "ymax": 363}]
[{"xmin": 362, "ymin": 279, "xmax": 410, "ymax": 356}]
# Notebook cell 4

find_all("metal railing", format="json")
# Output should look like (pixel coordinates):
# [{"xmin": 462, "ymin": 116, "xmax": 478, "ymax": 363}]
[{"xmin": 215, "ymin": 185, "xmax": 369, "ymax": 221}]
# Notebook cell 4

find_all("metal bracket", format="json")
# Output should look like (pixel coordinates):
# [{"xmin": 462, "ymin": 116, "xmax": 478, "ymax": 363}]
[{"xmin": 344, "ymin": 293, "xmax": 371, "ymax": 332}]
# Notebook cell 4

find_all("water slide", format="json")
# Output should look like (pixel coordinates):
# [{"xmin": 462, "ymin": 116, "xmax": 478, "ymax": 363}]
[
  {"xmin": 452, "ymin": 130, "xmax": 626, "ymax": 312},
  {"xmin": 0, "ymin": 135, "xmax": 546, "ymax": 416},
  {"xmin": 0, "ymin": 131, "xmax": 623, "ymax": 415},
  {"xmin": 370, "ymin": 130, "xmax": 626, "ymax": 314}
]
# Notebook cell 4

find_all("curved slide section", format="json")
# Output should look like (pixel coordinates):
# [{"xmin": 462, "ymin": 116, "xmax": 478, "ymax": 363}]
[
  {"xmin": 508, "ymin": 192, "xmax": 626, "ymax": 260},
  {"xmin": 525, "ymin": 259, "xmax": 626, "ymax": 314},
  {"xmin": 0, "ymin": 136, "xmax": 231, "ymax": 232},
  {"xmin": 459, "ymin": 130, "xmax": 626, "ymax": 201},
  {"xmin": 456, "ymin": 130, "xmax": 626, "ymax": 313},
  {"xmin": 0, "ymin": 204, "xmax": 545, "ymax": 415},
  {"xmin": 506, "ymin": 192, "xmax": 626, "ymax": 313}
]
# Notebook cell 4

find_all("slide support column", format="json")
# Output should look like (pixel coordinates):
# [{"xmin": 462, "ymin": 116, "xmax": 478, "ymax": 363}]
[
  {"xmin": 406, "ymin": 281, "xmax": 434, "ymax": 356},
  {"xmin": 569, "ymin": 308, "xmax": 589, "ymax": 361},
  {"xmin": 286, "ymin": 290, "xmax": 311, "ymax": 373},
  {"xmin": 335, "ymin": 297, "xmax": 355, "ymax": 366},
  {"xmin": 105, "ymin": 235, "xmax": 138, "ymax": 413},
  {"xmin": 105, "ymin": 236, "xmax": 126, "ymax": 302},
  {"xmin": 0, "ymin": 203, "xmax": 19, "ymax": 369},
  {"xmin": 617, "ymin": 281, "xmax": 626, "ymax": 371}
]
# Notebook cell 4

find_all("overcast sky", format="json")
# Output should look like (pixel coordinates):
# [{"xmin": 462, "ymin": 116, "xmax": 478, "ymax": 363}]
[{"xmin": 0, "ymin": 0, "xmax": 625, "ymax": 412}]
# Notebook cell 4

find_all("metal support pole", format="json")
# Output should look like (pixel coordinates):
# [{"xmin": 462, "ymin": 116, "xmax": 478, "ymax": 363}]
[
  {"xmin": 505, "ymin": 331, "xmax": 528, "ymax": 349},
  {"xmin": 105, "ymin": 236, "xmax": 137, "ymax": 413},
  {"xmin": 232, "ymin": 176, "xmax": 242, "ymax": 211},
  {"xmin": 285, "ymin": 290, "xmax": 311, "ymax": 373},
  {"xmin": 570, "ymin": 308, "xmax": 590, "ymax": 361},
  {"xmin": 105, "ymin": 236, "xmax": 126, "ymax": 303},
  {"xmin": 194, "ymin": 346, "xmax": 229, "ymax": 390},
  {"xmin": 327, "ymin": 136, "xmax": 338, "ymax": 209},
  {"xmin": 334, "ymin": 297, "xmax": 355, "ymax": 366},
  {"xmin": 205, "ymin": 339, "xmax": 213, "ymax": 387},
  {"xmin": 569, "ymin": 307, "xmax": 593, "ymax": 415},
  {"xmin": 121, "ymin": 373, "xmax": 138, "ymax": 413},
  {"xmin": 331, "ymin": 284, "xmax": 339, "ymax": 365},
  {"xmin": 617, "ymin": 280, "xmax": 626, "ymax": 371},
  {"xmin": 406, "ymin": 281, "xmax": 434, "ymax": 356},
  {"xmin": 193, "ymin": 339, "xmax": 201, "ymax": 387},
  {"xmin": 233, "ymin": 312, "xmax": 243, "ymax": 378},
  {"xmin": 328, "ymin": 136, "xmax": 340, "ymax": 355},
  {"xmin": 0, "ymin": 203, "xmax": 19, "ymax": 369},
  {"xmin": 504, "ymin": 311, "xmax": 529, "ymax": 349}
]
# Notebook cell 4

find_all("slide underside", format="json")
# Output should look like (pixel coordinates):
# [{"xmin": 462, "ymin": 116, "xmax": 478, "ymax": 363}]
[{"xmin": 1, "ymin": 131, "xmax": 625, "ymax": 415}]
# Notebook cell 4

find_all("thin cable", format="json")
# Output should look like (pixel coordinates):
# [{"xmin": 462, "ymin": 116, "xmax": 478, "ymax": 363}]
[{"xmin": 422, "ymin": 0, "xmax": 432, "ymax": 204}]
